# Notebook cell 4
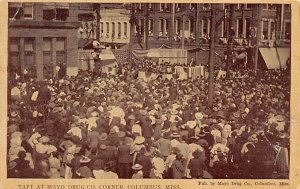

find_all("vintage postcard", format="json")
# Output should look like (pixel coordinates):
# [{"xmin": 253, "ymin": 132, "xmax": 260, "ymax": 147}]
[{"xmin": 0, "ymin": 1, "xmax": 299, "ymax": 189}]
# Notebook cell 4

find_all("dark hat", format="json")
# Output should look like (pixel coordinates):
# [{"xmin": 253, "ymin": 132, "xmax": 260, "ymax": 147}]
[
  {"xmin": 76, "ymin": 166, "xmax": 93, "ymax": 178},
  {"xmin": 192, "ymin": 150, "xmax": 202, "ymax": 158},
  {"xmin": 93, "ymin": 159, "xmax": 104, "ymax": 170},
  {"xmin": 99, "ymin": 133, "xmax": 108, "ymax": 141}
]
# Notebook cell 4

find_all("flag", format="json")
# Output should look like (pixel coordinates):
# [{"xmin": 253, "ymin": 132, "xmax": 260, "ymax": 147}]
[{"xmin": 111, "ymin": 49, "xmax": 129, "ymax": 63}]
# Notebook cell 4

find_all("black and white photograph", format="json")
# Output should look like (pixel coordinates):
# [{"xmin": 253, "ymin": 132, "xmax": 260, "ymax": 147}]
[{"xmin": 6, "ymin": 2, "xmax": 291, "ymax": 180}]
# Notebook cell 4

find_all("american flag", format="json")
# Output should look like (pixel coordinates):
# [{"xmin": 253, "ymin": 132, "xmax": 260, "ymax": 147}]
[{"xmin": 112, "ymin": 49, "xmax": 129, "ymax": 63}]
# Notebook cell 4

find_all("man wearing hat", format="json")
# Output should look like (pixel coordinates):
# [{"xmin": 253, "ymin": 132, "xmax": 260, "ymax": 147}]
[
  {"xmin": 136, "ymin": 147, "xmax": 152, "ymax": 178},
  {"xmin": 188, "ymin": 150, "xmax": 207, "ymax": 178},
  {"xmin": 117, "ymin": 137, "xmax": 133, "ymax": 178},
  {"xmin": 155, "ymin": 132, "xmax": 172, "ymax": 159}
]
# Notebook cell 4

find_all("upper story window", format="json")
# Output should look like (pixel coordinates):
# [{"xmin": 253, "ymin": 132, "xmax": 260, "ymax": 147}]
[
  {"xmin": 23, "ymin": 3, "xmax": 33, "ymax": 19},
  {"xmin": 284, "ymin": 4, "xmax": 291, "ymax": 12},
  {"xmin": 202, "ymin": 3, "xmax": 211, "ymax": 10},
  {"xmin": 262, "ymin": 4, "xmax": 277, "ymax": 10},
  {"xmin": 190, "ymin": 3, "xmax": 197, "ymax": 10},
  {"xmin": 43, "ymin": 3, "xmax": 69, "ymax": 21},
  {"xmin": 9, "ymin": 3, "xmax": 22, "ymax": 19}
]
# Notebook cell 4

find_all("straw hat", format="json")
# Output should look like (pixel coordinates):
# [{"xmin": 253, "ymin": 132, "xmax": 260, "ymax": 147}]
[
  {"xmin": 134, "ymin": 136, "xmax": 145, "ymax": 144},
  {"xmin": 132, "ymin": 164, "xmax": 143, "ymax": 170},
  {"xmin": 38, "ymin": 136, "xmax": 50, "ymax": 143},
  {"xmin": 195, "ymin": 112, "xmax": 204, "ymax": 120}
]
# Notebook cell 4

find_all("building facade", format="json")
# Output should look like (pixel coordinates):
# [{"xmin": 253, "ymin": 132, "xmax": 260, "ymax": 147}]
[
  {"xmin": 131, "ymin": 3, "xmax": 291, "ymax": 66},
  {"xmin": 76, "ymin": 3, "xmax": 130, "ymax": 47},
  {"xmin": 8, "ymin": 2, "xmax": 81, "ymax": 80}
]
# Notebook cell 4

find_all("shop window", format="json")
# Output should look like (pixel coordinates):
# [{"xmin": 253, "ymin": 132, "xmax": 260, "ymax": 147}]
[
  {"xmin": 24, "ymin": 38, "xmax": 35, "ymax": 67},
  {"xmin": 9, "ymin": 38, "xmax": 20, "ymax": 74}
]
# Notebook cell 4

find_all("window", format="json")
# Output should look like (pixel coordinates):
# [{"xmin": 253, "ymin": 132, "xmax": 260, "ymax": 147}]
[
  {"xmin": 149, "ymin": 19, "xmax": 154, "ymax": 36},
  {"xmin": 202, "ymin": 3, "xmax": 211, "ymax": 10},
  {"xmin": 190, "ymin": 3, "xmax": 197, "ymax": 10},
  {"xmin": 106, "ymin": 22, "xmax": 109, "ymax": 34},
  {"xmin": 117, "ymin": 22, "xmax": 121, "ymax": 38},
  {"xmin": 176, "ymin": 19, "xmax": 181, "ymax": 34},
  {"xmin": 124, "ymin": 22, "xmax": 127, "ymax": 37},
  {"xmin": 262, "ymin": 20, "xmax": 269, "ymax": 40},
  {"xmin": 9, "ymin": 3, "xmax": 22, "ymax": 19},
  {"xmin": 42, "ymin": 3, "xmax": 55, "ymax": 20},
  {"xmin": 149, "ymin": 3, "xmax": 153, "ymax": 12},
  {"xmin": 9, "ymin": 38, "xmax": 20, "ymax": 74},
  {"xmin": 175, "ymin": 3, "xmax": 182, "ymax": 11},
  {"xmin": 237, "ymin": 4, "xmax": 245, "ymax": 9},
  {"xmin": 283, "ymin": 20, "xmax": 291, "ymax": 40},
  {"xmin": 159, "ymin": 3, "xmax": 165, "ymax": 12},
  {"xmin": 221, "ymin": 21, "xmax": 227, "ymax": 37},
  {"xmin": 189, "ymin": 18, "xmax": 194, "ymax": 34},
  {"xmin": 56, "ymin": 8, "xmax": 69, "ymax": 21},
  {"xmin": 165, "ymin": 4, "xmax": 170, "ymax": 12},
  {"xmin": 284, "ymin": 4, "xmax": 291, "ymax": 12},
  {"xmin": 245, "ymin": 4, "xmax": 252, "ymax": 9},
  {"xmin": 56, "ymin": 38, "xmax": 66, "ymax": 65},
  {"xmin": 237, "ymin": 18, "xmax": 243, "ymax": 37},
  {"xmin": 263, "ymin": 4, "xmax": 277, "ymax": 10},
  {"xmin": 202, "ymin": 19, "xmax": 210, "ymax": 36},
  {"xmin": 223, "ymin": 4, "xmax": 230, "ymax": 10},
  {"xmin": 24, "ymin": 38, "xmax": 35, "ymax": 67},
  {"xmin": 165, "ymin": 19, "xmax": 169, "ymax": 36},
  {"xmin": 159, "ymin": 19, "xmax": 163, "ymax": 36},
  {"xmin": 43, "ymin": 38, "xmax": 52, "ymax": 78},
  {"xmin": 23, "ymin": 3, "xmax": 33, "ymax": 19},
  {"xmin": 100, "ymin": 22, "xmax": 103, "ymax": 34},
  {"xmin": 245, "ymin": 18, "xmax": 251, "ymax": 37},
  {"xmin": 112, "ymin": 22, "xmax": 115, "ymax": 38}
]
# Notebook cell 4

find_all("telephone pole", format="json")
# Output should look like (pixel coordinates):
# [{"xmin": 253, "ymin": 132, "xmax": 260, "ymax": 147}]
[
  {"xmin": 208, "ymin": 4, "xmax": 217, "ymax": 107},
  {"xmin": 144, "ymin": 3, "xmax": 149, "ymax": 49}
]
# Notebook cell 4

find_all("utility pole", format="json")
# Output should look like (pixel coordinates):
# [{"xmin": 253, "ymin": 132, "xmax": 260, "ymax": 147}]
[
  {"xmin": 129, "ymin": 4, "xmax": 136, "ymax": 64},
  {"xmin": 226, "ymin": 4, "xmax": 235, "ymax": 78},
  {"xmin": 208, "ymin": 4, "xmax": 216, "ymax": 108},
  {"xmin": 94, "ymin": 3, "xmax": 101, "ymax": 43},
  {"xmin": 144, "ymin": 3, "xmax": 149, "ymax": 49},
  {"xmin": 195, "ymin": 4, "xmax": 199, "ymax": 66},
  {"xmin": 254, "ymin": 4, "xmax": 262, "ymax": 74}
]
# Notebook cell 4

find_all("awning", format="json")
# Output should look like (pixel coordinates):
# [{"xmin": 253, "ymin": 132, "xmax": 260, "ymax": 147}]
[
  {"xmin": 78, "ymin": 39, "xmax": 93, "ymax": 49},
  {"xmin": 99, "ymin": 49, "xmax": 116, "ymax": 60},
  {"xmin": 259, "ymin": 47, "xmax": 290, "ymax": 69},
  {"xmin": 147, "ymin": 48, "xmax": 160, "ymax": 57},
  {"xmin": 133, "ymin": 49, "xmax": 149, "ymax": 58}
]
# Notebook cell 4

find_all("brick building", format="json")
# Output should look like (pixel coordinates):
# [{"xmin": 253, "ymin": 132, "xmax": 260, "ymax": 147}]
[
  {"xmin": 8, "ymin": 2, "xmax": 81, "ymax": 80},
  {"xmin": 131, "ymin": 3, "xmax": 291, "ymax": 66}
]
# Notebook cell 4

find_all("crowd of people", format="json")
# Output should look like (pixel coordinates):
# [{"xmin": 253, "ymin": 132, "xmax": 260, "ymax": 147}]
[{"xmin": 7, "ymin": 58, "xmax": 290, "ymax": 179}]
